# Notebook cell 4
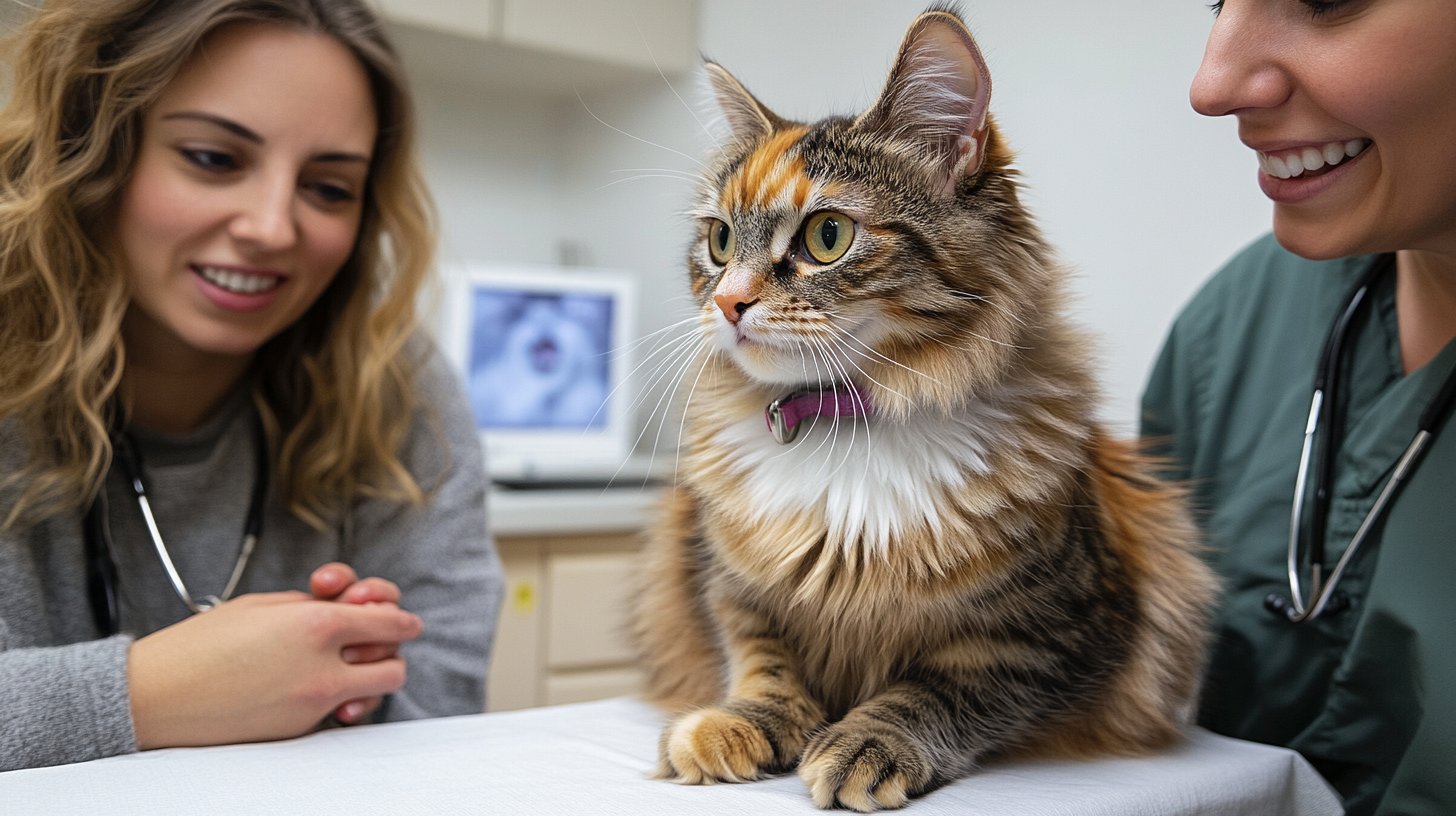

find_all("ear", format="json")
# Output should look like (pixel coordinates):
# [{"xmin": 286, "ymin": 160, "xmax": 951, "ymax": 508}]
[
  {"xmin": 704, "ymin": 60, "xmax": 785, "ymax": 143},
  {"xmin": 856, "ymin": 9, "xmax": 993, "ymax": 185}
]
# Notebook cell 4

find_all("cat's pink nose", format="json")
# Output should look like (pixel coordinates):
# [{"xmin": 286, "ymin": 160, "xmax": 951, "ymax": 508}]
[
  {"xmin": 714, "ymin": 292, "xmax": 759, "ymax": 324},
  {"xmin": 713, "ymin": 268, "xmax": 762, "ymax": 325}
]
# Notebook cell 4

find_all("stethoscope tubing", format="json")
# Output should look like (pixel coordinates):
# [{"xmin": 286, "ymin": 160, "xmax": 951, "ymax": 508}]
[
  {"xmin": 86, "ymin": 412, "xmax": 268, "ymax": 633},
  {"xmin": 1284, "ymin": 257, "xmax": 1455, "ymax": 623}
]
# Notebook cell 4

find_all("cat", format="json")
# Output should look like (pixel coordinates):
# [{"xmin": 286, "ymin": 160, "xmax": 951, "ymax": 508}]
[{"xmin": 628, "ymin": 4, "xmax": 1218, "ymax": 812}]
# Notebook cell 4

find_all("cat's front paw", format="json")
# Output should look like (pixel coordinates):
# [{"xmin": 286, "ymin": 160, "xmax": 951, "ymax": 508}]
[
  {"xmin": 799, "ymin": 720, "xmax": 932, "ymax": 812},
  {"xmin": 656, "ymin": 707, "xmax": 776, "ymax": 784}
]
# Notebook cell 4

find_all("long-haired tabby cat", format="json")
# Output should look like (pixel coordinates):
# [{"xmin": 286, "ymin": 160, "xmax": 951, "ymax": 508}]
[{"xmin": 629, "ymin": 5, "xmax": 1217, "ymax": 811}]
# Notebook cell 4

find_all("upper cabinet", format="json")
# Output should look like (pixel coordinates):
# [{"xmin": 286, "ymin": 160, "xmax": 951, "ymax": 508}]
[
  {"xmin": 375, "ymin": 0, "xmax": 501, "ymax": 40},
  {"xmin": 374, "ymin": 0, "xmax": 697, "ymax": 95}
]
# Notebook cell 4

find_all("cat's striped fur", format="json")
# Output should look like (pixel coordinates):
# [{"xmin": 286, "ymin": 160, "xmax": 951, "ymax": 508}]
[{"xmin": 630, "ymin": 6, "xmax": 1217, "ymax": 811}]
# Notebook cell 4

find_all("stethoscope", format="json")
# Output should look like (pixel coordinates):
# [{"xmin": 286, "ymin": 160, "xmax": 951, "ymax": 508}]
[
  {"xmin": 1275, "ymin": 257, "xmax": 1456, "ymax": 624},
  {"xmin": 84, "ymin": 414, "xmax": 268, "ymax": 636}
]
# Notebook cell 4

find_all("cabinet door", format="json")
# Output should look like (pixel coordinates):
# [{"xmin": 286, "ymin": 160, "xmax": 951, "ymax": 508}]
[
  {"xmin": 544, "ymin": 668, "xmax": 644, "ymax": 706},
  {"xmin": 486, "ymin": 539, "xmax": 544, "ymax": 712},
  {"xmin": 488, "ymin": 533, "xmax": 648, "ymax": 710},
  {"xmin": 501, "ymin": 0, "xmax": 694, "ymax": 73},
  {"xmin": 374, "ymin": 0, "xmax": 498, "ymax": 40},
  {"xmin": 544, "ymin": 549, "xmax": 639, "ymax": 669}
]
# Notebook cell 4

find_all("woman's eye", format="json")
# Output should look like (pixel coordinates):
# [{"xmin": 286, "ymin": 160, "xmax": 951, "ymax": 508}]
[
  {"xmin": 1209, "ymin": 0, "xmax": 1351, "ymax": 19},
  {"xmin": 706, "ymin": 218, "xmax": 734, "ymax": 265},
  {"xmin": 802, "ymin": 211, "xmax": 855, "ymax": 264},
  {"xmin": 180, "ymin": 148, "xmax": 238, "ymax": 172},
  {"xmin": 306, "ymin": 180, "xmax": 358, "ymax": 205},
  {"xmin": 1299, "ymin": 0, "xmax": 1346, "ymax": 17}
]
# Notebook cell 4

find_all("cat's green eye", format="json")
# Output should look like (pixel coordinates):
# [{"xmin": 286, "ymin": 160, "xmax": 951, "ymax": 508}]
[
  {"xmin": 802, "ymin": 211, "xmax": 855, "ymax": 264},
  {"xmin": 706, "ymin": 218, "xmax": 735, "ymax": 266}
]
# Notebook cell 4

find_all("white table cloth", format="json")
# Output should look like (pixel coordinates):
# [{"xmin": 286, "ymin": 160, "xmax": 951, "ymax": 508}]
[{"xmin": 1, "ymin": 696, "xmax": 1343, "ymax": 815}]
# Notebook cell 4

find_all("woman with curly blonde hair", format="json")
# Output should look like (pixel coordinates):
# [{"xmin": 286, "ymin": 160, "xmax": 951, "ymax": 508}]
[{"xmin": 0, "ymin": 0, "xmax": 502, "ymax": 770}]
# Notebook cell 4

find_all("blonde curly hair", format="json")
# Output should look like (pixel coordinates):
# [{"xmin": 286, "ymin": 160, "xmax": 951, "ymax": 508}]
[{"xmin": 0, "ymin": 0, "xmax": 437, "ymax": 529}]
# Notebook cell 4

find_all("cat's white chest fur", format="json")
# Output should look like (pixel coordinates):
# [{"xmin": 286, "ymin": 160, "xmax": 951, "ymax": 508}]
[{"xmin": 708, "ymin": 399, "xmax": 1017, "ymax": 556}]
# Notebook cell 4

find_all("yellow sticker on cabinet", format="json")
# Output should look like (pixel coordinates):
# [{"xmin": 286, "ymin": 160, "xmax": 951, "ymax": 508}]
[{"xmin": 511, "ymin": 581, "xmax": 537, "ymax": 614}]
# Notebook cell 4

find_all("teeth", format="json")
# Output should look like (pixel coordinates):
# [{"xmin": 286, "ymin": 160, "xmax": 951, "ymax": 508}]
[
  {"xmin": 1259, "ymin": 139, "xmax": 1370, "ymax": 180},
  {"xmin": 1301, "ymin": 147, "xmax": 1323, "ymax": 172},
  {"xmin": 197, "ymin": 265, "xmax": 281, "ymax": 295}
]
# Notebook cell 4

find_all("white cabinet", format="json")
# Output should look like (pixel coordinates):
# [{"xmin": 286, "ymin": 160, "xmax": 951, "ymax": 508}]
[
  {"xmin": 501, "ymin": 0, "xmax": 695, "ymax": 74},
  {"xmin": 374, "ymin": 0, "xmax": 499, "ymax": 40},
  {"xmin": 487, "ymin": 533, "xmax": 648, "ymax": 711},
  {"xmin": 373, "ymin": 0, "xmax": 696, "ymax": 94}
]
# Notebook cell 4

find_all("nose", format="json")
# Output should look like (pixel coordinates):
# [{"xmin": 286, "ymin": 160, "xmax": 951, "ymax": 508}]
[
  {"xmin": 1189, "ymin": 3, "xmax": 1291, "ymax": 118},
  {"xmin": 229, "ymin": 176, "xmax": 298, "ymax": 252},
  {"xmin": 712, "ymin": 266, "xmax": 761, "ymax": 325},
  {"xmin": 714, "ymin": 292, "xmax": 760, "ymax": 324}
]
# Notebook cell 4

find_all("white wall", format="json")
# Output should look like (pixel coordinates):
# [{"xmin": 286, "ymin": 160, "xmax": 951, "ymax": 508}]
[
  {"xmin": 1, "ymin": 1, "xmax": 1270, "ymax": 435},
  {"xmin": 418, "ymin": 81, "xmax": 570, "ymax": 269},
  {"xmin": 413, "ymin": 0, "xmax": 1271, "ymax": 439}
]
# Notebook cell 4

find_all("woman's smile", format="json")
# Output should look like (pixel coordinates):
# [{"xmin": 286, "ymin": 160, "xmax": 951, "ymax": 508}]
[{"xmin": 116, "ymin": 22, "xmax": 375, "ymax": 362}]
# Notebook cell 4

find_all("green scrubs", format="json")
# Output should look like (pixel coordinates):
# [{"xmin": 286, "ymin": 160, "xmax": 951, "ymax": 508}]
[{"xmin": 1141, "ymin": 235, "xmax": 1456, "ymax": 816}]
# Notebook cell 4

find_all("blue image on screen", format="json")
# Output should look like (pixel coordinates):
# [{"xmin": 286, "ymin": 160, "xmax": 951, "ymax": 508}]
[{"xmin": 467, "ymin": 287, "xmax": 614, "ymax": 430}]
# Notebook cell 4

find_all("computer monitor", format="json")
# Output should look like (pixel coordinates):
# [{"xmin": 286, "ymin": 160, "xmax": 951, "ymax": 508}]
[{"xmin": 440, "ymin": 265, "xmax": 637, "ymax": 481}]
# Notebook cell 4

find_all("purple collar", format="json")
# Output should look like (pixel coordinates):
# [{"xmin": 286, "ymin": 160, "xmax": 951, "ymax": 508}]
[{"xmin": 764, "ymin": 384, "xmax": 873, "ymax": 444}]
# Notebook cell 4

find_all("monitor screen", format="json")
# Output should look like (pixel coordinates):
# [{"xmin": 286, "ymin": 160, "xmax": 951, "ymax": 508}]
[
  {"xmin": 467, "ymin": 288, "xmax": 614, "ymax": 430},
  {"xmin": 439, "ymin": 265, "xmax": 637, "ymax": 478}
]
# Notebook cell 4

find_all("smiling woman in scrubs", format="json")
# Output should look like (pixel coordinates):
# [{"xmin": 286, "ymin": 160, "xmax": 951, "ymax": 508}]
[{"xmin": 1142, "ymin": 1, "xmax": 1456, "ymax": 814}]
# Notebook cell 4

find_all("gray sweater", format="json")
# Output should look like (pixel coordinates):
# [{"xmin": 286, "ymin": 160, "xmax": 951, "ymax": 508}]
[{"xmin": 0, "ymin": 343, "xmax": 504, "ymax": 771}]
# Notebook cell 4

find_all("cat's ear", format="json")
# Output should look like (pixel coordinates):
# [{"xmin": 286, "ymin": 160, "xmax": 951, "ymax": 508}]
[
  {"xmin": 704, "ymin": 61, "xmax": 785, "ymax": 143},
  {"xmin": 856, "ymin": 9, "xmax": 992, "ymax": 187}
]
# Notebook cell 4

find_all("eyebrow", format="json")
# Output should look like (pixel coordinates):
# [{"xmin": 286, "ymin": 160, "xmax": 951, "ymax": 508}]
[{"xmin": 159, "ymin": 111, "xmax": 372, "ymax": 164}]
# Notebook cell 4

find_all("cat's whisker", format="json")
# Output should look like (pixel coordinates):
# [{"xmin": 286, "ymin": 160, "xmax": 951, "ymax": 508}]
[
  {"xmin": 816, "ymin": 335, "xmax": 878, "ymax": 474},
  {"xmin": 758, "ymin": 344, "xmax": 819, "ymax": 466},
  {"xmin": 754, "ymin": 339, "xmax": 825, "ymax": 465},
  {"xmin": 596, "ymin": 173, "xmax": 700, "ymax": 192},
  {"xmin": 623, "ymin": 330, "xmax": 702, "ymax": 420},
  {"xmin": 946, "ymin": 289, "xmax": 1030, "ymax": 329},
  {"xmin": 819, "ymin": 338, "xmax": 873, "ymax": 477},
  {"xmin": 600, "ymin": 326, "xmax": 698, "ymax": 419},
  {"xmin": 805, "ymin": 337, "xmax": 862, "ymax": 478},
  {"xmin": 935, "ymin": 330, "xmax": 1032, "ymax": 352},
  {"xmin": 643, "ymin": 342, "xmax": 710, "ymax": 483},
  {"xmin": 617, "ymin": 322, "xmax": 701, "ymax": 410},
  {"xmin": 629, "ymin": 330, "xmax": 707, "ymax": 476},
  {"xmin": 797, "ymin": 341, "xmax": 844, "ymax": 471},
  {"xmin": 816, "ymin": 305, "xmax": 1029, "ymax": 356},
  {"xmin": 632, "ymin": 18, "xmax": 722, "ymax": 151},
  {"xmin": 945, "ymin": 288, "xmax": 988, "ymax": 302},
  {"xmin": 822, "ymin": 359, "xmax": 862, "ymax": 480},
  {"xmin": 673, "ymin": 346, "xmax": 721, "ymax": 484},
  {"xmin": 818, "ymin": 320, "xmax": 941, "ymax": 387},
  {"xmin": 622, "ymin": 337, "xmax": 692, "ymax": 429},
  {"xmin": 574, "ymin": 90, "xmax": 707, "ymax": 170},
  {"xmin": 620, "ymin": 351, "xmax": 693, "ymax": 472},
  {"xmin": 816, "ymin": 331, "xmax": 915, "ymax": 409},
  {"xmin": 610, "ymin": 315, "xmax": 702, "ymax": 362},
  {"xmin": 792, "ymin": 343, "xmax": 834, "ymax": 440},
  {"xmin": 644, "ymin": 324, "xmax": 704, "ymax": 363},
  {"xmin": 609, "ymin": 167, "xmax": 701, "ymax": 180}
]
